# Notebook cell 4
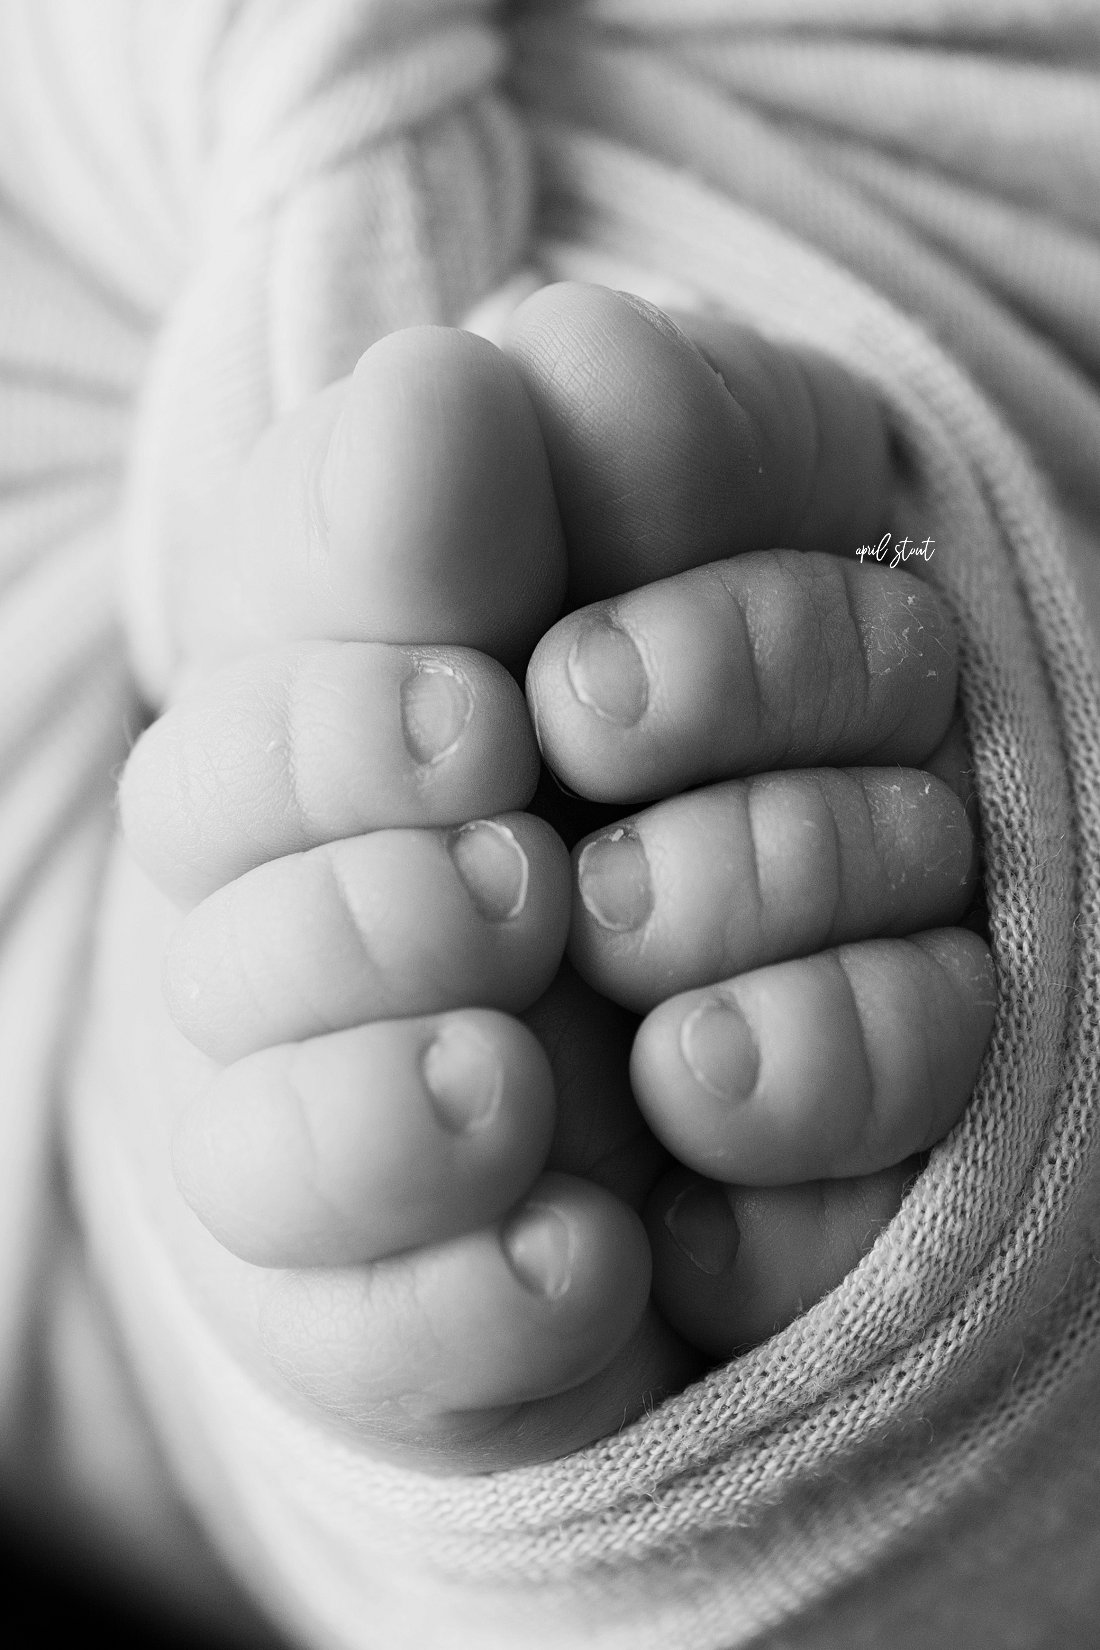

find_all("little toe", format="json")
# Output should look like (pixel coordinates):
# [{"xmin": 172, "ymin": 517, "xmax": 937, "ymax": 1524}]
[
  {"xmin": 173, "ymin": 1010, "xmax": 556, "ymax": 1268},
  {"xmin": 630, "ymin": 929, "xmax": 996, "ymax": 1185},
  {"xmin": 255, "ymin": 1171, "xmax": 652, "ymax": 1430},
  {"xmin": 164, "ymin": 812, "xmax": 570, "ymax": 1064},
  {"xmin": 646, "ymin": 1162, "xmax": 915, "ymax": 1359}
]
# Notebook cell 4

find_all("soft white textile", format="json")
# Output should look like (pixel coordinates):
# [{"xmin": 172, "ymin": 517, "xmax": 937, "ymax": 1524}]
[{"xmin": 2, "ymin": 1, "xmax": 1100, "ymax": 1645}]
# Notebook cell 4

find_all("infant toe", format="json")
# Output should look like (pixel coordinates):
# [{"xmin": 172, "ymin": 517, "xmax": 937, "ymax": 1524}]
[
  {"xmin": 253, "ymin": 1171, "xmax": 653, "ymax": 1449},
  {"xmin": 568, "ymin": 768, "xmax": 976, "ymax": 1016},
  {"xmin": 630, "ymin": 930, "xmax": 996, "ymax": 1185},
  {"xmin": 120, "ymin": 639, "xmax": 539, "ymax": 906},
  {"xmin": 504, "ymin": 282, "xmax": 891, "ymax": 604},
  {"xmin": 171, "ymin": 327, "xmax": 566, "ymax": 677},
  {"xmin": 163, "ymin": 811, "xmax": 570, "ymax": 1064},
  {"xmin": 172, "ymin": 1010, "xmax": 557, "ymax": 1268},
  {"xmin": 646, "ymin": 1162, "xmax": 915, "ymax": 1358}
]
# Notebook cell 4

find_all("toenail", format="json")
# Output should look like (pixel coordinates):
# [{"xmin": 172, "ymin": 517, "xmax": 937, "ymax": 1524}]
[
  {"xmin": 681, "ymin": 998, "xmax": 760, "ymax": 1101},
  {"xmin": 401, "ymin": 662, "xmax": 473, "ymax": 765},
  {"xmin": 664, "ymin": 1181, "xmax": 740, "ymax": 1275},
  {"xmin": 567, "ymin": 618, "xmax": 648, "ymax": 727},
  {"xmin": 578, "ymin": 827, "xmax": 652, "ymax": 932},
  {"xmin": 612, "ymin": 291, "xmax": 727, "ymax": 387},
  {"xmin": 449, "ymin": 820, "xmax": 528, "ymax": 922},
  {"xmin": 501, "ymin": 1202, "xmax": 574, "ymax": 1299},
  {"xmin": 422, "ymin": 1021, "xmax": 502, "ymax": 1133},
  {"xmin": 613, "ymin": 290, "xmax": 695, "ymax": 352}
]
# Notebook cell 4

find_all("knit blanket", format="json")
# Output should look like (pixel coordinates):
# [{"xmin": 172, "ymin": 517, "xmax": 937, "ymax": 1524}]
[{"xmin": 3, "ymin": 2, "xmax": 1100, "ymax": 1645}]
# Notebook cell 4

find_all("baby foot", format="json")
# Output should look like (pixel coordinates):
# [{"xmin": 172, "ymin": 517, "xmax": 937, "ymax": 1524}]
[
  {"xmin": 528, "ymin": 545, "xmax": 987, "ymax": 1354},
  {"xmin": 113, "ymin": 317, "xmax": 675, "ymax": 1470},
  {"xmin": 111, "ymin": 285, "xmax": 994, "ymax": 1472},
  {"xmin": 513, "ymin": 284, "xmax": 994, "ymax": 1359}
]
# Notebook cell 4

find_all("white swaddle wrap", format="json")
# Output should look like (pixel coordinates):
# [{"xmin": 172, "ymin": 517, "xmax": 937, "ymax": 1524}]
[{"xmin": 3, "ymin": 1, "xmax": 1100, "ymax": 1644}]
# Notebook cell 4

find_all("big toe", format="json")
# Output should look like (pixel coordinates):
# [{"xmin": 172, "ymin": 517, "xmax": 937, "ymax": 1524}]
[
  {"xmin": 171, "ymin": 327, "xmax": 567, "ymax": 679},
  {"xmin": 503, "ymin": 282, "xmax": 892, "ymax": 604}
]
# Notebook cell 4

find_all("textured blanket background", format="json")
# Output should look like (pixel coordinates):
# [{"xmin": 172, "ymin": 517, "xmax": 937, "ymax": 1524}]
[{"xmin": 2, "ymin": 2, "xmax": 1100, "ymax": 1645}]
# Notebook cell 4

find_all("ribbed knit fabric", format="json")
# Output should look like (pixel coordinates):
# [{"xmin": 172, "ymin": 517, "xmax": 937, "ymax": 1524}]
[{"xmin": 3, "ymin": 2, "xmax": 1100, "ymax": 1645}]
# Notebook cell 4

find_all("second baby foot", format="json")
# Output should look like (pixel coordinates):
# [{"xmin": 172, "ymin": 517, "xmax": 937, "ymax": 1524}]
[{"xmin": 115, "ymin": 285, "xmax": 995, "ymax": 1468}]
